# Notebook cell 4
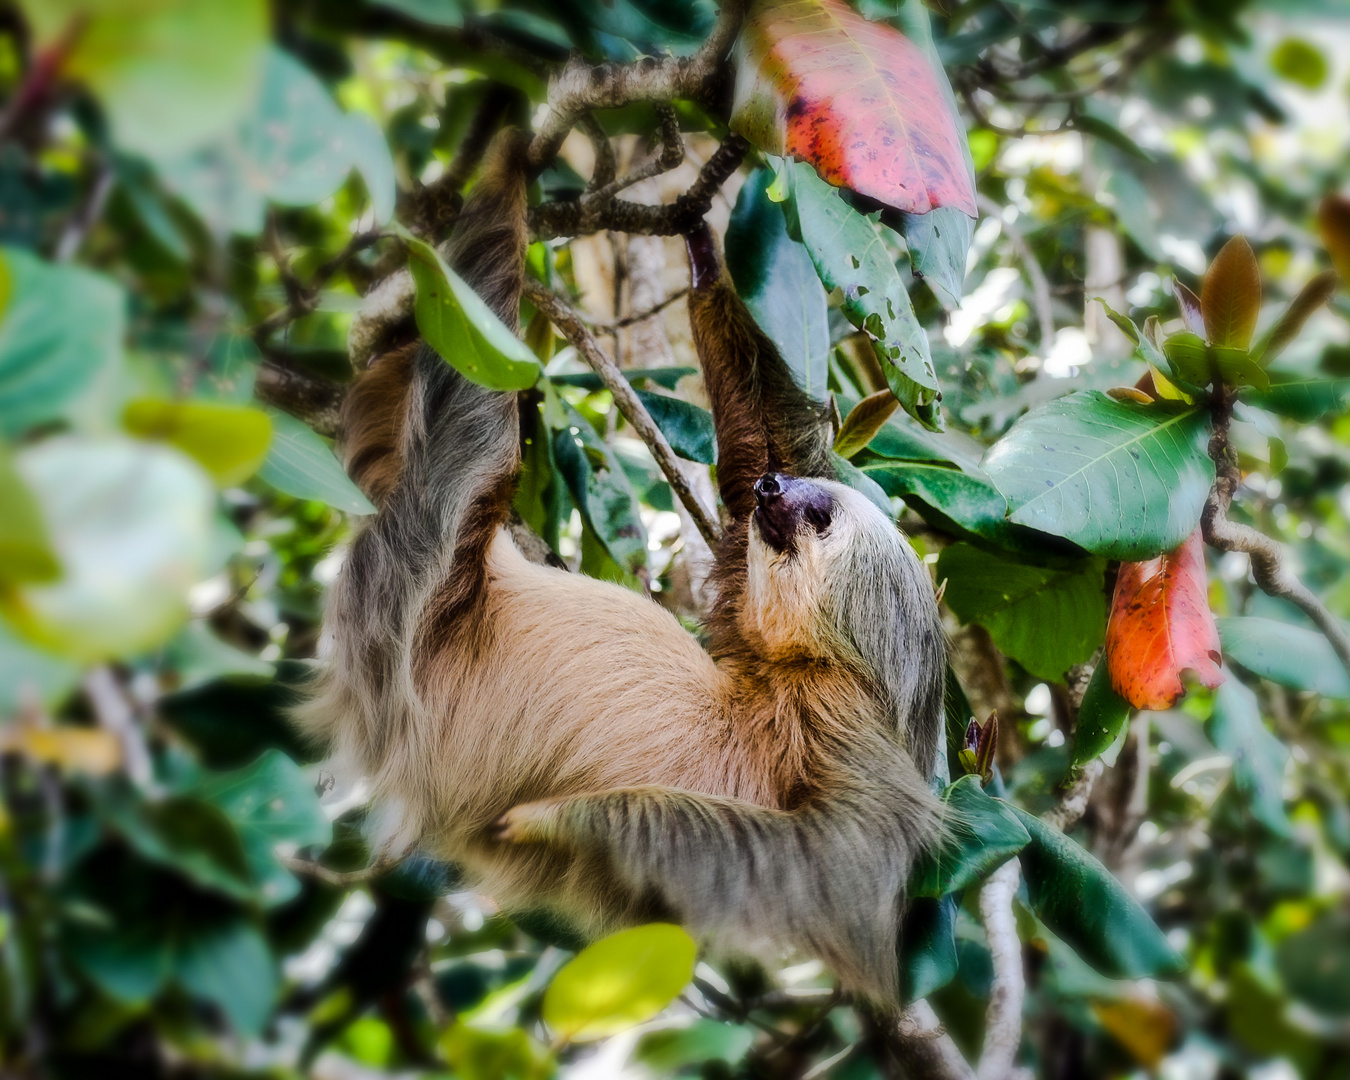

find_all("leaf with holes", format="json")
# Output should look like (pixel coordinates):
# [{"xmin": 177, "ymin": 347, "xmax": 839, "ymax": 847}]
[
  {"xmin": 1202, "ymin": 236, "xmax": 1261, "ymax": 349},
  {"xmin": 937, "ymin": 543, "xmax": 1107, "ymax": 682},
  {"xmin": 770, "ymin": 159, "xmax": 939, "ymax": 428},
  {"xmin": 982, "ymin": 392, "xmax": 1213, "ymax": 561},
  {"xmin": 732, "ymin": 0, "xmax": 976, "ymax": 218},
  {"xmin": 1104, "ymin": 529, "xmax": 1223, "ymax": 710}
]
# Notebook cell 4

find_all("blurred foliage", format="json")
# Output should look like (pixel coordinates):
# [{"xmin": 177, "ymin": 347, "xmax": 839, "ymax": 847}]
[{"xmin": 1, "ymin": 0, "xmax": 1349, "ymax": 1078}]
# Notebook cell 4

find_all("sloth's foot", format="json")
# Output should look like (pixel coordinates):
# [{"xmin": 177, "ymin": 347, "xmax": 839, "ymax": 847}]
[{"xmin": 492, "ymin": 798, "xmax": 566, "ymax": 843}]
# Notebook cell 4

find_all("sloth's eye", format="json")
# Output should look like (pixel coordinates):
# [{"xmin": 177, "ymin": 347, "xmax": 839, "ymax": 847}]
[{"xmin": 802, "ymin": 504, "xmax": 832, "ymax": 535}]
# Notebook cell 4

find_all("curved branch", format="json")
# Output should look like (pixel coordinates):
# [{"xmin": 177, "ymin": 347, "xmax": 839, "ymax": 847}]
[
  {"xmin": 522, "ymin": 277, "xmax": 723, "ymax": 549},
  {"xmin": 525, "ymin": 0, "xmax": 746, "ymax": 172},
  {"xmin": 254, "ymin": 361, "xmax": 345, "ymax": 438},
  {"xmin": 1201, "ymin": 398, "xmax": 1350, "ymax": 678}
]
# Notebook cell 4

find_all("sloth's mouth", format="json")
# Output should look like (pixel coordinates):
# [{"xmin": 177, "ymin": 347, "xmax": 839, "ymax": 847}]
[{"xmin": 753, "ymin": 473, "xmax": 833, "ymax": 554}]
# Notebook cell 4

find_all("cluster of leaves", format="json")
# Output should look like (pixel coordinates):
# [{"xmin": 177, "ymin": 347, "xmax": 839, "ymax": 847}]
[{"xmin": 2, "ymin": 0, "xmax": 1350, "ymax": 1078}]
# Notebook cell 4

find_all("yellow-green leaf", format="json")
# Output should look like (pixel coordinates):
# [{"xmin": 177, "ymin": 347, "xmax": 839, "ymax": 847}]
[
  {"xmin": 542, "ymin": 924, "xmax": 697, "ymax": 1043},
  {"xmin": 0, "ymin": 443, "xmax": 61, "ymax": 584},
  {"xmin": 123, "ymin": 399, "xmax": 272, "ymax": 486},
  {"xmin": 834, "ymin": 388, "xmax": 900, "ymax": 459},
  {"xmin": 1202, "ymin": 235, "xmax": 1261, "ymax": 349}
]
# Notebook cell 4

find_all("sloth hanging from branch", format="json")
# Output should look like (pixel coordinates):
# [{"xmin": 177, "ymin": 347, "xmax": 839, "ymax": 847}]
[{"xmin": 293, "ymin": 0, "xmax": 979, "ymax": 1016}]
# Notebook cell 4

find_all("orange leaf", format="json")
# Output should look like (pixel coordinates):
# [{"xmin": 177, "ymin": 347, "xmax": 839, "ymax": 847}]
[
  {"xmin": 1105, "ymin": 529, "xmax": 1223, "ymax": 710},
  {"xmin": 1201, "ymin": 236, "xmax": 1261, "ymax": 349},
  {"xmin": 732, "ymin": 0, "xmax": 977, "ymax": 218},
  {"xmin": 1318, "ymin": 193, "xmax": 1350, "ymax": 284}
]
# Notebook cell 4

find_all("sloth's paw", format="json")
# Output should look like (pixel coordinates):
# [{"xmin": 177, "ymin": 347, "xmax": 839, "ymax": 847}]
[{"xmin": 492, "ymin": 798, "xmax": 565, "ymax": 843}]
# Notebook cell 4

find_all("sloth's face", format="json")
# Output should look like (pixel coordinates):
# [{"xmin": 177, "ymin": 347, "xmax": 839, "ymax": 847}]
[{"xmin": 744, "ymin": 473, "xmax": 910, "ymax": 658}]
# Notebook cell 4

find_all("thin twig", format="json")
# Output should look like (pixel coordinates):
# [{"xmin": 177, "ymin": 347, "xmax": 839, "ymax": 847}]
[
  {"xmin": 1201, "ymin": 397, "xmax": 1350, "ymax": 678},
  {"xmin": 55, "ymin": 161, "xmax": 113, "ymax": 262},
  {"xmin": 523, "ymin": 277, "xmax": 722, "ymax": 548},
  {"xmin": 583, "ymin": 287, "xmax": 689, "ymax": 331},
  {"xmin": 976, "ymin": 194, "xmax": 1052, "ymax": 352},
  {"xmin": 279, "ymin": 852, "xmax": 405, "ymax": 888}
]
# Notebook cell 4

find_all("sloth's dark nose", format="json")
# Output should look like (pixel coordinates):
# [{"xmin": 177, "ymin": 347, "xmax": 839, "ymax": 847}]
[{"xmin": 754, "ymin": 473, "xmax": 782, "ymax": 504}]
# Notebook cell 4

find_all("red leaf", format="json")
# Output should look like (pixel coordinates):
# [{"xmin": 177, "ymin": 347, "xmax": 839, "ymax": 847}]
[
  {"xmin": 1105, "ymin": 529, "xmax": 1224, "ymax": 710},
  {"xmin": 731, "ymin": 0, "xmax": 977, "ymax": 218}
]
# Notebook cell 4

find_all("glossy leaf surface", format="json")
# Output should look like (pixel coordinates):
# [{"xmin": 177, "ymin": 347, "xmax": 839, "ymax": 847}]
[
  {"xmin": 983, "ymin": 392, "xmax": 1213, "ymax": 561},
  {"xmin": 1216, "ymin": 616, "xmax": 1350, "ymax": 699}
]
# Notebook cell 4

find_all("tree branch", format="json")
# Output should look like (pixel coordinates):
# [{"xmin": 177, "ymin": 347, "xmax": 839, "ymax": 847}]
[
  {"xmin": 872, "ymin": 1001, "xmax": 977, "ymax": 1080},
  {"xmin": 524, "ymin": 0, "xmax": 746, "ymax": 172},
  {"xmin": 1201, "ymin": 397, "xmax": 1350, "ymax": 678},
  {"xmin": 254, "ymin": 361, "xmax": 345, "ymax": 438},
  {"xmin": 522, "ymin": 277, "xmax": 723, "ymax": 549},
  {"xmin": 976, "ymin": 858, "xmax": 1024, "ymax": 1080},
  {"xmin": 529, "ymin": 133, "xmax": 749, "ymax": 240}
]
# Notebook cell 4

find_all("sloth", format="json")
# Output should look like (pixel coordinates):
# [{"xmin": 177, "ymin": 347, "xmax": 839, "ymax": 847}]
[{"xmin": 296, "ymin": 131, "xmax": 947, "ymax": 1004}]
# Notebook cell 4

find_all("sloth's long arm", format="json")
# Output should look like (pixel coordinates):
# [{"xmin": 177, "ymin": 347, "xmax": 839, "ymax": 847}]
[
  {"xmin": 496, "ymin": 747, "xmax": 941, "ymax": 1004},
  {"xmin": 685, "ymin": 225, "xmax": 835, "ymax": 525}
]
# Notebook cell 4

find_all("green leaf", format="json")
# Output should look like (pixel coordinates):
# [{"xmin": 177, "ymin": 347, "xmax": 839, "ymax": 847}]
[
  {"xmin": 1071, "ymin": 113, "xmax": 1153, "ymax": 161},
  {"xmin": 552, "ymin": 400, "xmax": 647, "ymax": 576},
  {"xmin": 542, "ymin": 923, "xmax": 697, "ymax": 1042},
  {"xmin": 257, "ymin": 410, "xmax": 375, "ymax": 514},
  {"xmin": 769, "ymin": 158, "xmax": 940, "ymax": 429},
  {"xmin": 1277, "ymin": 910, "xmax": 1350, "ymax": 1016},
  {"xmin": 863, "ymin": 461, "xmax": 1047, "ymax": 551},
  {"xmin": 174, "ymin": 917, "xmax": 277, "ymax": 1036},
  {"xmin": 635, "ymin": 1020, "xmax": 755, "ymax": 1071},
  {"xmin": 404, "ymin": 234, "xmax": 541, "ymax": 391},
  {"xmin": 0, "ymin": 247, "xmax": 124, "ymax": 438},
  {"xmin": 103, "ymin": 795, "xmax": 256, "ymax": 902},
  {"xmin": 1070, "ymin": 661, "xmax": 1133, "ymax": 769},
  {"xmin": 982, "ymin": 391, "xmax": 1213, "ymax": 561},
  {"xmin": 896, "ymin": 206, "xmax": 973, "ymax": 310},
  {"xmin": 0, "ymin": 442, "xmax": 60, "ymax": 584},
  {"xmin": 196, "ymin": 749, "xmax": 332, "ymax": 909},
  {"xmin": 373, "ymin": 0, "xmax": 464, "ymax": 26},
  {"xmin": 911, "ymin": 776, "xmax": 1031, "ymax": 898},
  {"xmin": 1240, "ymin": 372, "xmax": 1350, "ymax": 422},
  {"xmin": 635, "ymin": 390, "xmax": 715, "ymax": 465},
  {"xmin": 937, "ymin": 544, "xmax": 1107, "ymax": 681},
  {"xmin": 726, "ymin": 168, "xmax": 830, "ymax": 400},
  {"xmin": 1207, "ymin": 674, "xmax": 1292, "ymax": 837},
  {"xmin": 68, "ymin": 918, "xmax": 172, "ymax": 1005},
  {"xmin": 158, "ymin": 620, "xmax": 275, "ymax": 692},
  {"xmin": 2, "ymin": 438, "xmax": 216, "ymax": 662},
  {"xmin": 1011, "ymin": 807, "xmax": 1184, "ymax": 979},
  {"xmin": 899, "ymin": 895, "xmax": 959, "ymax": 1003},
  {"xmin": 159, "ymin": 47, "xmax": 395, "ymax": 235},
  {"xmin": 1160, "ymin": 333, "xmax": 1260, "ymax": 389},
  {"xmin": 1216, "ymin": 616, "xmax": 1350, "ymax": 698},
  {"xmin": 20, "ymin": 0, "xmax": 268, "ymax": 161},
  {"xmin": 440, "ymin": 1023, "xmax": 554, "ymax": 1080},
  {"xmin": 830, "ymin": 452, "xmax": 893, "ymax": 517},
  {"xmin": 123, "ymin": 399, "xmax": 272, "ymax": 487},
  {"xmin": 1092, "ymin": 297, "xmax": 1140, "ymax": 345}
]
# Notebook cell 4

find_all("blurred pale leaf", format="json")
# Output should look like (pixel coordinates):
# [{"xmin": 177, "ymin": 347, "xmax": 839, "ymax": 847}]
[
  {"xmin": 20, "ymin": 0, "xmax": 268, "ymax": 160},
  {"xmin": 1, "ymin": 438, "xmax": 216, "ymax": 662}
]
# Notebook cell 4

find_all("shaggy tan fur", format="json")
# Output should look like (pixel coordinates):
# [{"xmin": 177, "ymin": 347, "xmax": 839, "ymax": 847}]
[{"xmin": 297, "ymin": 138, "xmax": 947, "ymax": 1003}]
